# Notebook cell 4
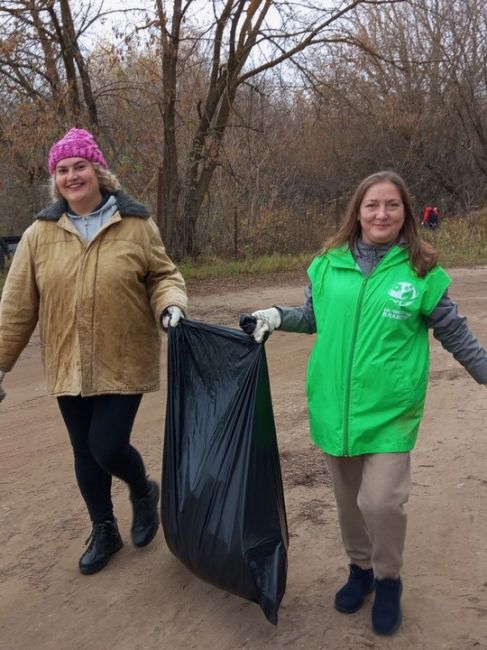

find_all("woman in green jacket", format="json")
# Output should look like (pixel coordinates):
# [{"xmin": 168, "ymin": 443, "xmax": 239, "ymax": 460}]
[{"xmin": 243, "ymin": 171, "xmax": 487, "ymax": 635}]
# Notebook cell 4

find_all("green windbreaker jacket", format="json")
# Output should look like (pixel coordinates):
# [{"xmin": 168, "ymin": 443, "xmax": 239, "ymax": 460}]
[{"xmin": 307, "ymin": 245, "xmax": 451, "ymax": 456}]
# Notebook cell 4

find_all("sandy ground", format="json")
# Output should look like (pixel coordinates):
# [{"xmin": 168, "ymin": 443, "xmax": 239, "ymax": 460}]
[{"xmin": 1, "ymin": 267, "xmax": 487, "ymax": 650}]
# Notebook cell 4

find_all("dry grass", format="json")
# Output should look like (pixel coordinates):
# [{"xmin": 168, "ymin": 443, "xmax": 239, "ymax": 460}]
[
  {"xmin": 179, "ymin": 251, "xmax": 314, "ymax": 281},
  {"xmin": 1, "ymin": 219, "xmax": 486, "ymax": 298},
  {"xmin": 423, "ymin": 216, "xmax": 487, "ymax": 267}
]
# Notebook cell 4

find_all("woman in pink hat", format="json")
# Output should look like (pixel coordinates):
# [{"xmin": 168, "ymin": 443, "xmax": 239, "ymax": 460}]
[{"xmin": 0, "ymin": 128, "xmax": 188, "ymax": 575}]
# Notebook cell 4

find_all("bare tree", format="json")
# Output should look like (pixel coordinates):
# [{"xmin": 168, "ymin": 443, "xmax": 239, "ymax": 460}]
[
  {"xmin": 154, "ymin": 0, "xmax": 406, "ymax": 256},
  {"xmin": 286, "ymin": 0, "xmax": 487, "ymax": 218},
  {"xmin": 8, "ymin": 0, "xmax": 487, "ymax": 252},
  {"xmin": 0, "ymin": 0, "xmax": 131, "ymax": 182}
]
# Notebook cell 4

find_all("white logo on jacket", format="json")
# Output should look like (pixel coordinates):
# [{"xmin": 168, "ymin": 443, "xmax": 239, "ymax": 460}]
[
  {"xmin": 382, "ymin": 281, "xmax": 418, "ymax": 320},
  {"xmin": 387, "ymin": 282, "xmax": 418, "ymax": 307}
]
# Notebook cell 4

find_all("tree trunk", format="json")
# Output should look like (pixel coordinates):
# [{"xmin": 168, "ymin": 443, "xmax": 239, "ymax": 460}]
[
  {"xmin": 157, "ymin": 0, "xmax": 182, "ymax": 253},
  {"xmin": 59, "ymin": 0, "xmax": 98, "ymax": 127}
]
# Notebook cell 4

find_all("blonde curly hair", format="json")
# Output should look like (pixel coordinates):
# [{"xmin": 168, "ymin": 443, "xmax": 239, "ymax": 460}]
[{"xmin": 50, "ymin": 163, "xmax": 121, "ymax": 201}]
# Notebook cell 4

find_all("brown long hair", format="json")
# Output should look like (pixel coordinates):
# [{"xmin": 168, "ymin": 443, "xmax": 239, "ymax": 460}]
[{"xmin": 323, "ymin": 171, "xmax": 437, "ymax": 276}]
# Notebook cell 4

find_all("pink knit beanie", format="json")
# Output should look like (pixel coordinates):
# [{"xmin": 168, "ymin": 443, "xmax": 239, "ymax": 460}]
[{"xmin": 48, "ymin": 128, "xmax": 108, "ymax": 174}]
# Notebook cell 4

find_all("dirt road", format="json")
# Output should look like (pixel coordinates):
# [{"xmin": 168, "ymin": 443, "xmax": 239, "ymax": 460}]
[{"xmin": 1, "ymin": 267, "xmax": 487, "ymax": 650}]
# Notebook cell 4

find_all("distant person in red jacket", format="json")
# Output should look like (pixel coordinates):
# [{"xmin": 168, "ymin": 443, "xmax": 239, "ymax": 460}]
[{"xmin": 422, "ymin": 205, "xmax": 440, "ymax": 230}]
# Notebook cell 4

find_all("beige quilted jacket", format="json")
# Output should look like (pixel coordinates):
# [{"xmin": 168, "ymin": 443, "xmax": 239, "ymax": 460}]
[{"xmin": 0, "ymin": 192, "xmax": 187, "ymax": 396}]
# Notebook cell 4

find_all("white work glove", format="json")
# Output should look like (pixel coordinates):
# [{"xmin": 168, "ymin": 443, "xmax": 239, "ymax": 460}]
[
  {"xmin": 251, "ymin": 307, "xmax": 281, "ymax": 344},
  {"xmin": 0, "ymin": 369, "xmax": 6, "ymax": 403},
  {"xmin": 161, "ymin": 305, "xmax": 184, "ymax": 329}
]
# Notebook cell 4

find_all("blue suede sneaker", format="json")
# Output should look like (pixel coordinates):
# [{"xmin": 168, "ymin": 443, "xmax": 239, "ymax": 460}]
[
  {"xmin": 372, "ymin": 577, "xmax": 403, "ymax": 635},
  {"xmin": 334, "ymin": 564, "xmax": 375, "ymax": 613}
]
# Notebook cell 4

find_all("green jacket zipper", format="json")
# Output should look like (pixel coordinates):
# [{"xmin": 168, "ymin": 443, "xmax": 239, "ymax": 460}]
[{"xmin": 342, "ymin": 275, "xmax": 368, "ymax": 455}]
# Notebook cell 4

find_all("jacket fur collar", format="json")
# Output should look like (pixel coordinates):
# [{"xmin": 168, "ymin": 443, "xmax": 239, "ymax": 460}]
[{"xmin": 35, "ymin": 190, "xmax": 149, "ymax": 221}]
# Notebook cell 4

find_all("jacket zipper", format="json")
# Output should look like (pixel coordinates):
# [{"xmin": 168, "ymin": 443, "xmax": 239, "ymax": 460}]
[{"xmin": 342, "ymin": 276, "xmax": 368, "ymax": 455}]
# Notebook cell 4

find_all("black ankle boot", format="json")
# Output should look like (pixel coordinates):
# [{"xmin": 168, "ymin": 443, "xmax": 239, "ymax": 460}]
[
  {"xmin": 130, "ymin": 479, "xmax": 160, "ymax": 547},
  {"xmin": 79, "ymin": 519, "xmax": 123, "ymax": 575},
  {"xmin": 372, "ymin": 577, "xmax": 403, "ymax": 635},
  {"xmin": 335, "ymin": 564, "xmax": 375, "ymax": 613}
]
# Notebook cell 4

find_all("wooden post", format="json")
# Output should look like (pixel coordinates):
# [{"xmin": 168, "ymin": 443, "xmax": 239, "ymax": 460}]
[
  {"xmin": 156, "ymin": 166, "xmax": 163, "ymax": 235},
  {"xmin": 233, "ymin": 205, "xmax": 239, "ymax": 257}
]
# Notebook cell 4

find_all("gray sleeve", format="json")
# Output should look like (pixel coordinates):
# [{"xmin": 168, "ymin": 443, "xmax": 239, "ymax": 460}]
[
  {"xmin": 275, "ymin": 284, "xmax": 317, "ymax": 334},
  {"xmin": 427, "ymin": 292, "xmax": 487, "ymax": 384}
]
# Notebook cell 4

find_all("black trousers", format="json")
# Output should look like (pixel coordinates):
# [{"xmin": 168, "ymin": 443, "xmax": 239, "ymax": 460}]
[{"xmin": 58, "ymin": 394, "xmax": 149, "ymax": 523}]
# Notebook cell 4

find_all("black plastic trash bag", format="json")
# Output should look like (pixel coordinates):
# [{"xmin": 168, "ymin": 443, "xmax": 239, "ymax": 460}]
[{"xmin": 161, "ymin": 319, "xmax": 288, "ymax": 625}]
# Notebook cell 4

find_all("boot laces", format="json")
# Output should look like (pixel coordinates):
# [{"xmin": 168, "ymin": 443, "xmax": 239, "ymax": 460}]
[{"xmin": 84, "ymin": 521, "xmax": 112, "ymax": 547}]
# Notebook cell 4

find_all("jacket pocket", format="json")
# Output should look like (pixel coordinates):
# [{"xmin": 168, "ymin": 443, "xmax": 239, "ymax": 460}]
[
  {"xmin": 356, "ymin": 361, "xmax": 416, "ymax": 415},
  {"xmin": 122, "ymin": 327, "xmax": 160, "ymax": 390}
]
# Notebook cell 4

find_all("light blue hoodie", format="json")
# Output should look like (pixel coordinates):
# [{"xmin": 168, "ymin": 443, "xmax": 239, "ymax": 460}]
[{"xmin": 67, "ymin": 193, "xmax": 118, "ymax": 241}]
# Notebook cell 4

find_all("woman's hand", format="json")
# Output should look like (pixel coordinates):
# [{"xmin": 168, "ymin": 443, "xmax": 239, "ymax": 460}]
[
  {"xmin": 249, "ymin": 308, "xmax": 281, "ymax": 343},
  {"xmin": 161, "ymin": 306, "xmax": 184, "ymax": 329}
]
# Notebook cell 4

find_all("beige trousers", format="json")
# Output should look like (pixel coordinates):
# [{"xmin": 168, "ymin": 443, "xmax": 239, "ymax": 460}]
[{"xmin": 325, "ymin": 452, "xmax": 411, "ymax": 580}]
